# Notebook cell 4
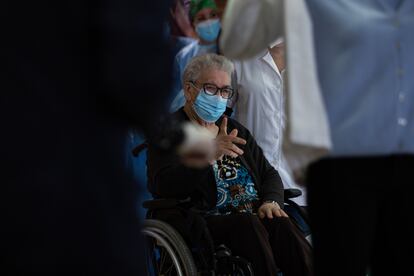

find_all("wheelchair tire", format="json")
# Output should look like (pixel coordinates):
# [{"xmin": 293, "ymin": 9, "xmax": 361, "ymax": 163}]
[{"xmin": 142, "ymin": 219, "xmax": 197, "ymax": 276}]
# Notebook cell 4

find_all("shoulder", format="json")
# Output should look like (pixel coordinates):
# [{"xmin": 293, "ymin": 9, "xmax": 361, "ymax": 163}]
[{"xmin": 175, "ymin": 41, "xmax": 200, "ymax": 61}]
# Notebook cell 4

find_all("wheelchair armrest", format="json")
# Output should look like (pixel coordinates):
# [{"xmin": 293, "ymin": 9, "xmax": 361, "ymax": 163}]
[
  {"xmin": 284, "ymin": 188, "xmax": 302, "ymax": 199},
  {"xmin": 142, "ymin": 197, "xmax": 191, "ymax": 210}
]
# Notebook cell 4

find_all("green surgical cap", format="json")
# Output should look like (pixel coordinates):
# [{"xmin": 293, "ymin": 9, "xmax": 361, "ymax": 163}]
[{"xmin": 190, "ymin": 0, "xmax": 217, "ymax": 18}]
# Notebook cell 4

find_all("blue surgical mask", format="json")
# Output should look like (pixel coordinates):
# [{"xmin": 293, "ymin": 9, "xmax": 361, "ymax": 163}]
[
  {"xmin": 193, "ymin": 89, "xmax": 227, "ymax": 123},
  {"xmin": 195, "ymin": 19, "xmax": 221, "ymax": 42}
]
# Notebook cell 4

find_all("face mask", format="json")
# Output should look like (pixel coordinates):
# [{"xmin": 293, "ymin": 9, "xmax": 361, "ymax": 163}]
[
  {"xmin": 195, "ymin": 19, "xmax": 221, "ymax": 42},
  {"xmin": 193, "ymin": 89, "xmax": 227, "ymax": 122}
]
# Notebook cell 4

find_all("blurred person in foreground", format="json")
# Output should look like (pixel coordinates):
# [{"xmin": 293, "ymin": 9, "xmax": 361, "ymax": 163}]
[
  {"xmin": 0, "ymin": 0, "xmax": 213, "ymax": 274},
  {"xmin": 219, "ymin": 0, "xmax": 414, "ymax": 275}
]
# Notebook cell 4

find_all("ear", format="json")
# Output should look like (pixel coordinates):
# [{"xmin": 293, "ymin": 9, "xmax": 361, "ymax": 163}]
[{"xmin": 183, "ymin": 82, "xmax": 193, "ymax": 101}]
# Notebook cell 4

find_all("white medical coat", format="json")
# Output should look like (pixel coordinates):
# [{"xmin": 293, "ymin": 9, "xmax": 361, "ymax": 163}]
[{"xmin": 232, "ymin": 51, "xmax": 306, "ymax": 205}]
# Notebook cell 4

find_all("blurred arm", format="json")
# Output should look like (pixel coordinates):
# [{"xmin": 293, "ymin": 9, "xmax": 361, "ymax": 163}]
[{"xmin": 220, "ymin": 0, "xmax": 284, "ymax": 59}]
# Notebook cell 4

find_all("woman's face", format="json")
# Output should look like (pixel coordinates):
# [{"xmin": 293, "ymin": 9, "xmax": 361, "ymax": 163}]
[
  {"xmin": 185, "ymin": 69, "xmax": 231, "ymax": 103},
  {"xmin": 192, "ymin": 8, "xmax": 219, "ymax": 26}
]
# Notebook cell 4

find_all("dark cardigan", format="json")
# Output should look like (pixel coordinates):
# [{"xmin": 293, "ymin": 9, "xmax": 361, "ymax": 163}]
[{"xmin": 147, "ymin": 108, "xmax": 284, "ymax": 211}]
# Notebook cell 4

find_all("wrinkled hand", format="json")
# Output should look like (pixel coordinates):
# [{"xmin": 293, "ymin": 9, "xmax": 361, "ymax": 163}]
[
  {"xmin": 215, "ymin": 117, "xmax": 247, "ymax": 160},
  {"xmin": 258, "ymin": 202, "xmax": 289, "ymax": 219}
]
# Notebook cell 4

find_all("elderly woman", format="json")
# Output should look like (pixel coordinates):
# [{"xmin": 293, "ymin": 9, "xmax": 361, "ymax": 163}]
[{"xmin": 147, "ymin": 54, "xmax": 313, "ymax": 276}]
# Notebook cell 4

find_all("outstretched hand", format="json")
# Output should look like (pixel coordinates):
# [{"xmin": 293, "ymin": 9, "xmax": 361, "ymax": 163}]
[{"xmin": 215, "ymin": 117, "xmax": 247, "ymax": 160}]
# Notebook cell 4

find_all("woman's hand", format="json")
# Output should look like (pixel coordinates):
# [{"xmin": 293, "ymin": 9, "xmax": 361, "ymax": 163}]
[
  {"xmin": 258, "ymin": 201, "xmax": 289, "ymax": 219},
  {"xmin": 215, "ymin": 117, "xmax": 247, "ymax": 160}
]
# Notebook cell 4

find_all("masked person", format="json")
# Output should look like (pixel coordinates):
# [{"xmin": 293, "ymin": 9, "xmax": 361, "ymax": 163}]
[
  {"xmin": 169, "ymin": 0, "xmax": 222, "ymax": 111},
  {"xmin": 147, "ymin": 54, "xmax": 313, "ymax": 276},
  {"xmin": 1, "ymin": 0, "xmax": 176, "ymax": 274}
]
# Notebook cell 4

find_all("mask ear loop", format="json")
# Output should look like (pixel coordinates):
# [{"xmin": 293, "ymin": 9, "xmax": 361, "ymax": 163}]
[{"xmin": 187, "ymin": 81, "xmax": 203, "ymax": 104}]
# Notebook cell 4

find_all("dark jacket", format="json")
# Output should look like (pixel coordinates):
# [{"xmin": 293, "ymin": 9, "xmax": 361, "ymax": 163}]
[
  {"xmin": 1, "ymin": 0, "xmax": 172, "ymax": 274},
  {"xmin": 147, "ymin": 108, "xmax": 284, "ymax": 211}
]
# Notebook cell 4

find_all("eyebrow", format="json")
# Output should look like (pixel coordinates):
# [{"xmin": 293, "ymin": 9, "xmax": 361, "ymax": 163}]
[{"xmin": 203, "ymin": 82, "xmax": 232, "ymax": 88}]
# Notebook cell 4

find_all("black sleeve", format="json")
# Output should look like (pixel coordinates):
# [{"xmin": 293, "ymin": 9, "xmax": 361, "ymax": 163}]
[
  {"xmin": 146, "ymin": 143, "xmax": 212, "ymax": 199},
  {"xmin": 238, "ymin": 121, "xmax": 284, "ymax": 207}
]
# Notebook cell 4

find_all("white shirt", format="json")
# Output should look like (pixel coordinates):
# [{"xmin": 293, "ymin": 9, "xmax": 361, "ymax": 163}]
[{"xmin": 232, "ymin": 51, "xmax": 307, "ymax": 205}]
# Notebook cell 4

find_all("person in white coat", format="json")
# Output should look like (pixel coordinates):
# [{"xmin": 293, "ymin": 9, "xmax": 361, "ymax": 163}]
[
  {"xmin": 231, "ymin": 41, "xmax": 307, "ymax": 206},
  {"xmin": 231, "ymin": 40, "xmax": 310, "ymax": 236}
]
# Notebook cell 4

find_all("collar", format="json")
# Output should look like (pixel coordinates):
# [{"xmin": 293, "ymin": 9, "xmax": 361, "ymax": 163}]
[{"xmin": 261, "ymin": 50, "xmax": 282, "ymax": 78}]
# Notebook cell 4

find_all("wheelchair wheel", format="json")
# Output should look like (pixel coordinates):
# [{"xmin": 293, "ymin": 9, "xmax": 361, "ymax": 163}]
[{"xmin": 142, "ymin": 219, "xmax": 197, "ymax": 276}]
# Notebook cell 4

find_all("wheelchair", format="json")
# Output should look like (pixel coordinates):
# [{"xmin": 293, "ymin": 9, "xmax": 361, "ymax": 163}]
[
  {"xmin": 133, "ymin": 143, "xmax": 310, "ymax": 276},
  {"xmin": 140, "ymin": 193, "xmax": 308, "ymax": 276},
  {"xmin": 141, "ymin": 198, "xmax": 257, "ymax": 276}
]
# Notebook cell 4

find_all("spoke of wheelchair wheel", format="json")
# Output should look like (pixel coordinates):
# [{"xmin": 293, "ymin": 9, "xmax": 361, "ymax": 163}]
[
  {"xmin": 160, "ymin": 248, "xmax": 167, "ymax": 272},
  {"xmin": 165, "ymin": 263, "xmax": 174, "ymax": 274},
  {"xmin": 160, "ymin": 248, "xmax": 176, "ymax": 275}
]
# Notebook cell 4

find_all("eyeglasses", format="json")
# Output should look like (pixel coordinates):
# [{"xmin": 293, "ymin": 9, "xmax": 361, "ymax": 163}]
[{"xmin": 190, "ymin": 81, "xmax": 234, "ymax": 99}]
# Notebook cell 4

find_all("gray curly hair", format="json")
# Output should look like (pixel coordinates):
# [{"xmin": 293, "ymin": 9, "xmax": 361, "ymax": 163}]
[{"xmin": 182, "ymin": 53, "xmax": 234, "ymax": 85}]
